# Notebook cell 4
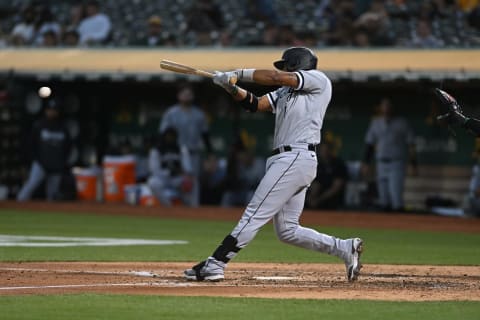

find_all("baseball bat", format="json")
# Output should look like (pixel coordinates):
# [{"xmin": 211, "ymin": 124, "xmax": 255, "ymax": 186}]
[{"xmin": 160, "ymin": 60, "xmax": 237, "ymax": 84}]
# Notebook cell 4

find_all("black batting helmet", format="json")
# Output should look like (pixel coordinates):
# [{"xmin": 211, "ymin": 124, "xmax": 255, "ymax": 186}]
[{"xmin": 273, "ymin": 47, "xmax": 318, "ymax": 71}]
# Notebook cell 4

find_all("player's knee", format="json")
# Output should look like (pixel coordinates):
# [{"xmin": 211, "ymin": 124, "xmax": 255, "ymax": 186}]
[{"xmin": 275, "ymin": 226, "xmax": 297, "ymax": 244}]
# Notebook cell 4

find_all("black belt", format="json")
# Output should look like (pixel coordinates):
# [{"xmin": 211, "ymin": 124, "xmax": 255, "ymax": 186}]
[{"xmin": 271, "ymin": 144, "xmax": 316, "ymax": 156}]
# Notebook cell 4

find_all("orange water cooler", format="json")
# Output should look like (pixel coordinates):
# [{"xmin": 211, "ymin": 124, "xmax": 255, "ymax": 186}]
[
  {"xmin": 73, "ymin": 167, "xmax": 99, "ymax": 201},
  {"xmin": 103, "ymin": 155, "xmax": 136, "ymax": 202}
]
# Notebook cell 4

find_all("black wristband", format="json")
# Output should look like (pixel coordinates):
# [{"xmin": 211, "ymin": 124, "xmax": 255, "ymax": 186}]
[{"xmin": 239, "ymin": 92, "xmax": 258, "ymax": 113}]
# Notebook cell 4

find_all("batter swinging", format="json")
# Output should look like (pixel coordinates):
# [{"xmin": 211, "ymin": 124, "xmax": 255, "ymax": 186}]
[{"xmin": 184, "ymin": 47, "xmax": 364, "ymax": 282}]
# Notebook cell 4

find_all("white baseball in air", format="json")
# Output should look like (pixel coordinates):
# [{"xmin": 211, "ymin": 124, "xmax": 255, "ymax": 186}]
[{"xmin": 38, "ymin": 86, "xmax": 52, "ymax": 98}]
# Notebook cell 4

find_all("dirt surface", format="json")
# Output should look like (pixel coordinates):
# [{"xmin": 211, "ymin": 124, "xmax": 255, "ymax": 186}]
[
  {"xmin": 1, "ymin": 202, "xmax": 479, "ymax": 301},
  {"xmin": 0, "ymin": 262, "xmax": 479, "ymax": 301}
]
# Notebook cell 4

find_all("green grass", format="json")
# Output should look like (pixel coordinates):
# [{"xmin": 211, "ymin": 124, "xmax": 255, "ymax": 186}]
[
  {"xmin": 0, "ymin": 295, "xmax": 478, "ymax": 320},
  {"xmin": 1, "ymin": 209, "xmax": 480, "ymax": 265}
]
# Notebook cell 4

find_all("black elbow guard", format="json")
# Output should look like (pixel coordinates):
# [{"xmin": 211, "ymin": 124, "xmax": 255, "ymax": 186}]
[{"xmin": 239, "ymin": 92, "xmax": 258, "ymax": 113}]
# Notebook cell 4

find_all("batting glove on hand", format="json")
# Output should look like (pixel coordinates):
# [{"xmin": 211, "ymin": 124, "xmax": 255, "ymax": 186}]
[{"xmin": 213, "ymin": 71, "xmax": 237, "ymax": 89}]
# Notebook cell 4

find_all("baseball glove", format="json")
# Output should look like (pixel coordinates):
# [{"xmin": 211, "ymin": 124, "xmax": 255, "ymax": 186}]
[{"xmin": 434, "ymin": 88, "xmax": 467, "ymax": 126}]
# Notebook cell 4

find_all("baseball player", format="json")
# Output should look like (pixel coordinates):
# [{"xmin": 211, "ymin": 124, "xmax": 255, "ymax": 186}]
[
  {"xmin": 184, "ymin": 47, "xmax": 363, "ymax": 282},
  {"xmin": 159, "ymin": 85, "xmax": 212, "ymax": 206},
  {"xmin": 362, "ymin": 98, "xmax": 417, "ymax": 212},
  {"xmin": 435, "ymin": 88, "xmax": 480, "ymax": 136},
  {"xmin": 17, "ymin": 98, "xmax": 71, "ymax": 201}
]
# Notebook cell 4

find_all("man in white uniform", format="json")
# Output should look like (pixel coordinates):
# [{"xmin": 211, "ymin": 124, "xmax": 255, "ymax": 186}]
[{"xmin": 184, "ymin": 47, "xmax": 364, "ymax": 282}]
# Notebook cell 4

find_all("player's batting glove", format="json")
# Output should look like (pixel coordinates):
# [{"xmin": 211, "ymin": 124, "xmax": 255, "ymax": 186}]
[{"xmin": 213, "ymin": 71, "xmax": 235, "ymax": 90}]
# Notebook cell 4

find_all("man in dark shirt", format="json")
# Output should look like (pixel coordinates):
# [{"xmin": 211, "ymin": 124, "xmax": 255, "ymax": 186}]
[
  {"xmin": 17, "ymin": 98, "xmax": 71, "ymax": 201},
  {"xmin": 306, "ymin": 142, "xmax": 348, "ymax": 209}
]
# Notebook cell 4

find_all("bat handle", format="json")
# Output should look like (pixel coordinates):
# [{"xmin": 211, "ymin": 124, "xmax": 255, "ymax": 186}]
[{"xmin": 195, "ymin": 70, "xmax": 215, "ymax": 78}]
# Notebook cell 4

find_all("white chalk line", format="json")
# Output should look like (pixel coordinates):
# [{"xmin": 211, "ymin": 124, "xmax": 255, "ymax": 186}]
[
  {"xmin": 0, "ymin": 283, "xmax": 155, "ymax": 291},
  {"xmin": 0, "ymin": 267, "xmax": 159, "ymax": 278},
  {"xmin": 0, "ymin": 235, "xmax": 188, "ymax": 247}
]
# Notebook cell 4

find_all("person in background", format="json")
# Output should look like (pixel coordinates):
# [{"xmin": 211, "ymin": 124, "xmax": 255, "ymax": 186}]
[
  {"xmin": 77, "ymin": 0, "xmax": 111, "ymax": 45},
  {"xmin": 10, "ymin": 5, "xmax": 36, "ymax": 46},
  {"xmin": 362, "ymin": 98, "xmax": 417, "ymax": 212},
  {"xmin": 62, "ymin": 29, "xmax": 80, "ymax": 46},
  {"xmin": 133, "ymin": 15, "xmax": 176, "ymax": 47},
  {"xmin": 147, "ymin": 127, "xmax": 196, "ymax": 206},
  {"xmin": 159, "ymin": 85, "xmax": 211, "ymax": 207},
  {"xmin": 34, "ymin": 7, "xmax": 61, "ymax": 46},
  {"xmin": 408, "ymin": 19, "xmax": 444, "ymax": 48},
  {"xmin": 17, "ymin": 96, "xmax": 71, "ymax": 201},
  {"xmin": 41, "ymin": 30, "xmax": 58, "ymax": 47},
  {"xmin": 306, "ymin": 142, "xmax": 348, "ymax": 210},
  {"xmin": 159, "ymin": 85, "xmax": 212, "ymax": 175}
]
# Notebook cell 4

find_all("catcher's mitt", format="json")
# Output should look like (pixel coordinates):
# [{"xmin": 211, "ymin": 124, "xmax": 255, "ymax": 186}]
[{"xmin": 434, "ymin": 88, "xmax": 467, "ymax": 126}]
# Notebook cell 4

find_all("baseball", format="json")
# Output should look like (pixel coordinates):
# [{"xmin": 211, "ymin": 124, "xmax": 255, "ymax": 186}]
[{"xmin": 38, "ymin": 86, "xmax": 52, "ymax": 98}]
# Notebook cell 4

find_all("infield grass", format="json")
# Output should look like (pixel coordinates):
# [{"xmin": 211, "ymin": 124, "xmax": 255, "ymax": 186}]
[
  {"xmin": 0, "ymin": 295, "xmax": 478, "ymax": 320},
  {"xmin": 0, "ymin": 209, "xmax": 479, "ymax": 265}
]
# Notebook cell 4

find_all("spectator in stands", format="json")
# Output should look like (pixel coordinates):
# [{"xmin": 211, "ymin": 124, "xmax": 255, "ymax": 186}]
[
  {"xmin": 41, "ymin": 30, "xmax": 58, "ymax": 47},
  {"xmin": 62, "ymin": 29, "xmax": 80, "ymax": 46},
  {"xmin": 468, "ymin": 4, "xmax": 480, "ymax": 29},
  {"xmin": 306, "ymin": 142, "xmax": 348, "ymax": 210},
  {"xmin": 187, "ymin": 0, "xmax": 224, "ymax": 33},
  {"xmin": 159, "ymin": 85, "xmax": 213, "ymax": 206},
  {"xmin": 186, "ymin": 0, "xmax": 225, "ymax": 46},
  {"xmin": 66, "ymin": 3, "xmax": 85, "ymax": 30},
  {"xmin": 17, "ymin": 97, "xmax": 71, "ymax": 201},
  {"xmin": 322, "ymin": 2, "xmax": 356, "ymax": 46},
  {"xmin": 221, "ymin": 139, "xmax": 264, "ymax": 207},
  {"xmin": 147, "ymin": 127, "xmax": 196, "ymax": 206},
  {"xmin": 354, "ymin": 0, "xmax": 394, "ymax": 46},
  {"xmin": 362, "ymin": 98, "xmax": 417, "ymax": 212},
  {"xmin": 10, "ymin": 5, "xmax": 36, "ymax": 46},
  {"xmin": 133, "ymin": 15, "xmax": 176, "ymax": 47},
  {"xmin": 77, "ymin": 0, "xmax": 111, "ymax": 46},
  {"xmin": 34, "ymin": 7, "xmax": 61, "ymax": 46},
  {"xmin": 352, "ymin": 29, "xmax": 371, "ymax": 47},
  {"xmin": 408, "ymin": 19, "xmax": 444, "ymax": 48}
]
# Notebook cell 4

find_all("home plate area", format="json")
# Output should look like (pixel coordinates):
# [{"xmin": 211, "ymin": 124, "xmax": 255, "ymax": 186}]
[{"xmin": 0, "ymin": 262, "xmax": 478, "ymax": 301}]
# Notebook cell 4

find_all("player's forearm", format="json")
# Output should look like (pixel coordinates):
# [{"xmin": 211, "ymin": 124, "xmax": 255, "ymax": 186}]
[
  {"xmin": 238, "ymin": 69, "xmax": 298, "ymax": 87},
  {"xmin": 224, "ymin": 85, "xmax": 247, "ymax": 101}
]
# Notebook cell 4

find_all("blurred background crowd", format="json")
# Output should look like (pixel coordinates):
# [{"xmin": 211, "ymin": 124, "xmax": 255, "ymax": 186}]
[
  {"xmin": 0, "ymin": 0, "xmax": 479, "ymax": 217},
  {"xmin": 1, "ymin": 0, "xmax": 480, "ymax": 48}
]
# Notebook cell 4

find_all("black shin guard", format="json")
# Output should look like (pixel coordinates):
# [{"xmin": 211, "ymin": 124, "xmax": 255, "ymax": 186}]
[{"xmin": 212, "ymin": 235, "xmax": 241, "ymax": 263}]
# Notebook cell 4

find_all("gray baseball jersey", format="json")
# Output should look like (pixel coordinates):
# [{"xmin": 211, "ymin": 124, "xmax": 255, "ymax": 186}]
[
  {"xmin": 267, "ymin": 70, "xmax": 332, "ymax": 148},
  {"xmin": 159, "ymin": 105, "xmax": 208, "ymax": 152},
  {"xmin": 365, "ymin": 117, "xmax": 415, "ymax": 161}
]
